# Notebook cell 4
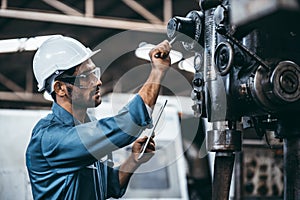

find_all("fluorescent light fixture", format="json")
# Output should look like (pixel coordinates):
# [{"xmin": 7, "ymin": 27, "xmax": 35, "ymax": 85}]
[
  {"xmin": 135, "ymin": 42, "xmax": 183, "ymax": 65},
  {"xmin": 0, "ymin": 34, "xmax": 61, "ymax": 53},
  {"xmin": 178, "ymin": 56, "xmax": 195, "ymax": 73}
]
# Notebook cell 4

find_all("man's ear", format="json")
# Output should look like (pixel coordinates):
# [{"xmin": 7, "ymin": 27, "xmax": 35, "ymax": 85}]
[{"xmin": 53, "ymin": 81, "xmax": 66, "ymax": 97}]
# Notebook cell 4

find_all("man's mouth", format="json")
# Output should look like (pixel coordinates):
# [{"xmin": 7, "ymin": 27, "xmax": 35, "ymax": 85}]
[
  {"xmin": 94, "ymin": 86, "xmax": 101, "ymax": 97},
  {"xmin": 95, "ymin": 90, "xmax": 100, "ymax": 96}
]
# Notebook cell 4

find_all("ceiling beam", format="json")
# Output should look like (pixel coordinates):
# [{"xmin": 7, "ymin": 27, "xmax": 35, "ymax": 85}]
[
  {"xmin": 0, "ymin": 91, "xmax": 50, "ymax": 104},
  {"xmin": 0, "ymin": 9, "xmax": 166, "ymax": 33},
  {"xmin": 0, "ymin": 73, "xmax": 24, "ymax": 92},
  {"xmin": 122, "ymin": 0, "xmax": 163, "ymax": 24},
  {"xmin": 163, "ymin": 0, "xmax": 173, "ymax": 23},
  {"xmin": 1, "ymin": 0, "xmax": 7, "ymax": 9},
  {"xmin": 85, "ymin": 0, "xmax": 94, "ymax": 17},
  {"xmin": 43, "ymin": 0, "xmax": 83, "ymax": 16},
  {"xmin": 42, "ymin": 0, "xmax": 83, "ymax": 16}
]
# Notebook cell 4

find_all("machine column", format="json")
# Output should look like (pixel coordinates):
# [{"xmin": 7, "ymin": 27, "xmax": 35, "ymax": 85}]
[
  {"xmin": 277, "ymin": 118, "xmax": 300, "ymax": 200},
  {"xmin": 284, "ymin": 137, "xmax": 300, "ymax": 199}
]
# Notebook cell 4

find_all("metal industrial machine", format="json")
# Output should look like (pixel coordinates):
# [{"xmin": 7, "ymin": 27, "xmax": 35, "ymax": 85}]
[{"xmin": 166, "ymin": 0, "xmax": 300, "ymax": 199}]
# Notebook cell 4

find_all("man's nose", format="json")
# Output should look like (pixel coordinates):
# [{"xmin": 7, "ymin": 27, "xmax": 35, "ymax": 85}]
[{"xmin": 96, "ymin": 79, "xmax": 102, "ymax": 86}]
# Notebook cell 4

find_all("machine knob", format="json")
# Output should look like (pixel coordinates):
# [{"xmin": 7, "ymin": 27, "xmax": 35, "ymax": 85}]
[
  {"xmin": 271, "ymin": 61, "xmax": 300, "ymax": 103},
  {"xmin": 214, "ymin": 42, "xmax": 234, "ymax": 75},
  {"xmin": 166, "ymin": 11, "xmax": 204, "ymax": 50},
  {"xmin": 253, "ymin": 61, "xmax": 300, "ymax": 110},
  {"xmin": 167, "ymin": 17, "xmax": 195, "ymax": 40},
  {"xmin": 193, "ymin": 78, "xmax": 204, "ymax": 87},
  {"xmin": 279, "ymin": 70, "xmax": 299, "ymax": 94}
]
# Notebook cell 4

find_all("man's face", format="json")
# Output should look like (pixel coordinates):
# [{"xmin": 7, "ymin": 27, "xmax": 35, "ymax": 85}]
[{"xmin": 70, "ymin": 59, "xmax": 102, "ymax": 108}]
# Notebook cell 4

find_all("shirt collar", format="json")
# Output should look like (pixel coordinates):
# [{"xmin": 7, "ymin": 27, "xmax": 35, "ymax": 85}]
[
  {"xmin": 51, "ymin": 102, "xmax": 94, "ymax": 125},
  {"xmin": 51, "ymin": 102, "xmax": 77, "ymax": 126}
]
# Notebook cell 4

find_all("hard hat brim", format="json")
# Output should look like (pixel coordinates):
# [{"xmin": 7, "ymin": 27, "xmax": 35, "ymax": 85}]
[{"xmin": 89, "ymin": 49, "xmax": 101, "ymax": 58}]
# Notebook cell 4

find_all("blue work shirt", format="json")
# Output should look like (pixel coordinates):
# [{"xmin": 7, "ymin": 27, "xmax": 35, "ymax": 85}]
[{"xmin": 26, "ymin": 95, "xmax": 151, "ymax": 200}]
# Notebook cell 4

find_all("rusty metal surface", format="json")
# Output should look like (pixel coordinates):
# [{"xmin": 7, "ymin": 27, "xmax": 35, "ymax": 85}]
[{"xmin": 212, "ymin": 153, "xmax": 235, "ymax": 200}]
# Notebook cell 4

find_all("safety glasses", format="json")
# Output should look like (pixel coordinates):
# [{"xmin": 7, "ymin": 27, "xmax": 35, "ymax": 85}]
[{"xmin": 57, "ymin": 67, "xmax": 101, "ymax": 89}]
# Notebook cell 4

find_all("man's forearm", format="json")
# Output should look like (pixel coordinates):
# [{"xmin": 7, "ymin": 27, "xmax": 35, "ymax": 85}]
[
  {"xmin": 138, "ymin": 40, "xmax": 171, "ymax": 108},
  {"xmin": 118, "ymin": 155, "xmax": 140, "ymax": 188},
  {"xmin": 138, "ymin": 68, "xmax": 166, "ymax": 108}
]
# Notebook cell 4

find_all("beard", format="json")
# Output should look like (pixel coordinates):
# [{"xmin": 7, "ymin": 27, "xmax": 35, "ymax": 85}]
[
  {"xmin": 91, "ymin": 86, "xmax": 102, "ymax": 107},
  {"xmin": 70, "ymin": 85, "xmax": 102, "ymax": 109}
]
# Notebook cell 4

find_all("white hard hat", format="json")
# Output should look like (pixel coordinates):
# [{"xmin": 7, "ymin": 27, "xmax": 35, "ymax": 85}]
[{"xmin": 33, "ymin": 35, "xmax": 100, "ymax": 92}]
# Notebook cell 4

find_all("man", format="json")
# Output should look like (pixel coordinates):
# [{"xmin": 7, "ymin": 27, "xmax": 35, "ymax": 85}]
[{"xmin": 26, "ymin": 35, "xmax": 171, "ymax": 199}]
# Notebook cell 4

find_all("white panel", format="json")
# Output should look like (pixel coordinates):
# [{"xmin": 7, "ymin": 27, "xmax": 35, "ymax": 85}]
[{"xmin": 0, "ymin": 109, "xmax": 50, "ymax": 200}]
